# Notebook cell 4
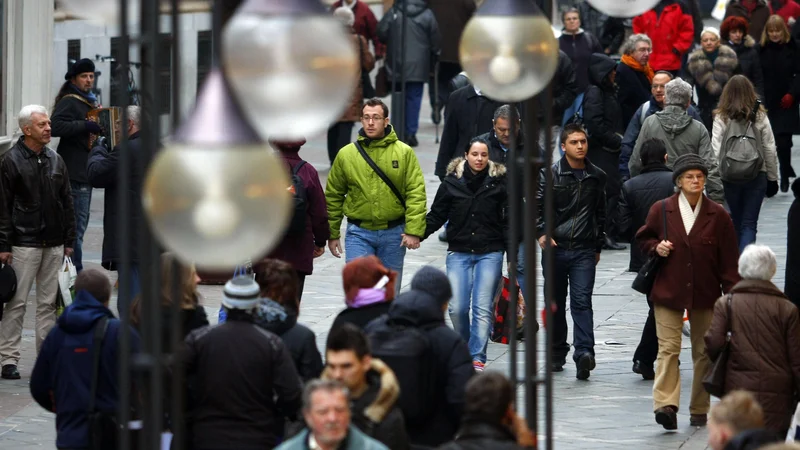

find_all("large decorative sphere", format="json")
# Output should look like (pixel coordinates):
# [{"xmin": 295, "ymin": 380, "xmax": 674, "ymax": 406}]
[{"xmin": 586, "ymin": 0, "xmax": 660, "ymax": 18}]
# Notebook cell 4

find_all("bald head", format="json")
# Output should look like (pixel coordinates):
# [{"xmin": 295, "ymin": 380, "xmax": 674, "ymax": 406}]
[{"xmin": 74, "ymin": 268, "xmax": 112, "ymax": 305}]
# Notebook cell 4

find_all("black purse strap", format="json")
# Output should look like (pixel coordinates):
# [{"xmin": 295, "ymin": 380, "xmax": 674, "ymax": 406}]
[
  {"xmin": 354, "ymin": 141, "xmax": 406, "ymax": 209},
  {"xmin": 661, "ymin": 199, "xmax": 668, "ymax": 241},
  {"xmin": 725, "ymin": 294, "xmax": 733, "ymax": 342},
  {"xmin": 88, "ymin": 317, "xmax": 109, "ymax": 414}
]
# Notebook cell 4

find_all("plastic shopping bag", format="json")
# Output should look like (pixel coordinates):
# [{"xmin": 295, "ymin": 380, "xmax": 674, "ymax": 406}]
[
  {"xmin": 788, "ymin": 403, "xmax": 800, "ymax": 442},
  {"xmin": 217, "ymin": 261, "xmax": 254, "ymax": 324},
  {"xmin": 712, "ymin": 0, "xmax": 727, "ymax": 21},
  {"xmin": 58, "ymin": 256, "xmax": 77, "ymax": 307}
]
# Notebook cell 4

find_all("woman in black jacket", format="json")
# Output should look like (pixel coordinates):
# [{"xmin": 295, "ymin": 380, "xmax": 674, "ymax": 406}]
[
  {"xmin": 787, "ymin": 179, "xmax": 800, "ymax": 310},
  {"xmin": 759, "ymin": 14, "xmax": 800, "ymax": 191},
  {"xmin": 584, "ymin": 52, "xmax": 625, "ymax": 250},
  {"xmin": 254, "ymin": 259, "xmax": 323, "ymax": 382},
  {"xmin": 424, "ymin": 137, "xmax": 508, "ymax": 372},
  {"xmin": 721, "ymin": 16, "xmax": 765, "ymax": 98}
]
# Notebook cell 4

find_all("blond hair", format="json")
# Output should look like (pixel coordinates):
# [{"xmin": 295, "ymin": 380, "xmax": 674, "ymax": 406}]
[{"xmin": 709, "ymin": 391, "xmax": 765, "ymax": 434}]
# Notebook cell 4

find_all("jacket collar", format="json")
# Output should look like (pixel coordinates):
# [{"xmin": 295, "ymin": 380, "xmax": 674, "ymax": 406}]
[
  {"xmin": 556, "ymin": 156, "xmax": 599, "ymax": 177},
  {"xmin": 730, "ymin": 279, "xmax": 789, "ymax": 298},
  {"xmin": 641, "ymin": 162, "xmax": 671, "ymax": 174},
  {"xmin": 455, "ymin": 419, "xmax": 517, "ymax": 443},
  {"xmin": 446, "ymin": 157, "xmax": 507, "ymax": 179},
  {"xmin": 664, "ymin": 193, "xmax": 715, "ymax": 243},
  {"xmin": 357, "ymin": 125, "xmax": 398, "ymax": 148},
  {"xmin": 321, "ymin": 359, "xmax": 400, "ymax": 424},
  {"xmin": 15, "ymin": 137, "xmax": 50, "ymax": 159}
]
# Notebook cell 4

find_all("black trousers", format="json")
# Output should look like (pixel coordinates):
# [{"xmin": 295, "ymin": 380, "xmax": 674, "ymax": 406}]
[
  {"xmin": 776, "ymin": 133, "xmax": 796, "ymax": 180},
  {"xmin": 633, "ymin": 296, "xmax": 658, "ymax": 367},
  {"xmin": 297, "ymin": 272, "xmax": 306, "ymax": 302},
  {"xmin": 429, "ymin": 61, "xmax": 463, "ymax": 111},
  {"xmin": 327, "ymin": 122, "xmax": 354, "ymax": 164},
  {"xmin": 589, "ymin": 148, "xmax": 622, "ymax": 238}
]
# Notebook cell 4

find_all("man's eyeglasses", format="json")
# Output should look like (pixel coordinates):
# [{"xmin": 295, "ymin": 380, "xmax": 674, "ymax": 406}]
[{"xmin": 361, "ymin": 115, "xmax": 385, "ymax": 123}]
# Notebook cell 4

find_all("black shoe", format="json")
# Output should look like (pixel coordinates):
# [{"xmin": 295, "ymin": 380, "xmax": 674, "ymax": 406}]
[
  {"xmin": 632, "ymin": 360, "xmax": 655, "ymax": 380},
  {"xmin": 438, "ymin": 229, "xmax": 448, "ymax": 242},
  {"xmin": 782, "ymin": 178, "xmax": 790, "ymax": 193},
  {"xmin": 552, "ymin": 361, "xmax": 565, "ymax": 372},
  {"xmin": 690, "ymin": 414, "xmax": 707, "ymax": 427},
  {"xmin": 575, "ymin": 354, "xmax": 596, "ymax": 380},
  {"xmin": 407, "ymin": 135, "xmax": 419, "ymax": 147},
  {"xmin": 655, "ymin": 406, "xmax": 678, "ymax": 430},
  {"xmin": 1, "ymin": 364, "xmax": 20, "ymax": 380},
  {"xmin": 603, "ymin": 236, "xmax": 626, "ymax": 251}
]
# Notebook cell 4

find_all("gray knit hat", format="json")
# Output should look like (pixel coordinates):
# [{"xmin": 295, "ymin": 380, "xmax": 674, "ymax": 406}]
[
  {"xmin": 672, "ymin": 153, "xmax": 708, "ymax": 183},
  {"xmin": 410, "ymin": 266, "xmax": 452, "ymax": 306},
  {"xmin": 222, "ymin": 276, "xmax": 261, "ymax": 310}
]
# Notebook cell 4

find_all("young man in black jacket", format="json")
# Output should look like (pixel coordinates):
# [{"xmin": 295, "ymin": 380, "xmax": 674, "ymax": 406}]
[
  {"xmin": 536, "ymin": 123, "xmax": 606, "ymax": 380},
  {"xmin": 324, "ymin": 323, "xmax": 409, "ymax": 450},
  {"xmin": 177, "ymin": 276, "xmax": 303, "ymax": 450},
  {"xmin": 51, "ymin": 58, "xmax": 101, "ymax": 273}
]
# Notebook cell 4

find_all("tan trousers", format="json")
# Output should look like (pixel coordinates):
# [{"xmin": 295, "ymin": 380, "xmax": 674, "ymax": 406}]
[
  {"xmin": 0, "ymin": 246, "xmax": 63, "ymax": 366},
  {"xmin": 653, "ymin": 303, "xmax": 714, "ymax": 414}
]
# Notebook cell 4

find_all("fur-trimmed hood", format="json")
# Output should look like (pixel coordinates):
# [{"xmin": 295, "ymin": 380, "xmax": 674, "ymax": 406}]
[
  {"xmin": 445, "ymin": 157, "xmax": 507, "ymax": 179},
  {"xmin": 686, "ymin": 45, "xmax": 738, "ymax": 96},
  {"xmin": 322, "ymin": 358, "xmax": 400, "ymax": 423}
]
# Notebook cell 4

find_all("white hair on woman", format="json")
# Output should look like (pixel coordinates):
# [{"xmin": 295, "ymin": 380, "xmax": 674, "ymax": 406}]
[
  {"xmin": 333, "ymin": 6, "xmax": 355, "ymax": 28},
  {"xmin": 701, "ymin": 27, "xmax": 721, "ymax": 41},
  {"xmin": 738, "ymin": 244, "xmax": 777, "ymax": 281},
  {"xmin": 18, "ymin": 105, "xmax": 49, "ymax": 130}
]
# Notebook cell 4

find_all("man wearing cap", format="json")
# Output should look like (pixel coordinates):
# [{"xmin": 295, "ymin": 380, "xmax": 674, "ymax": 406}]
[
  {"xmin": 636, "ymin": 154, "xmax": 740, "ymax": 430},
  {"xmin": 177, "ymin": 276, "xmax": 303, "ymax": 449},
  {"xmin": 52, "ymin": 58, "xmax": 101, "ymax": 273}
]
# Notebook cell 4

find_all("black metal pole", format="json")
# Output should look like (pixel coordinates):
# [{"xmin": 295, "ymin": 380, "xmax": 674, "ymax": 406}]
[{"xmin": 506, "ymin": 107, "xmax": 520, "ymax": 394}]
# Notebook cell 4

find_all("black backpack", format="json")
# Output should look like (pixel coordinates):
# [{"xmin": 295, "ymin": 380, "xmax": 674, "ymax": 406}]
[
  {"xmin": 285, "ymin": 161, "xmax": 308, "ymax": 236},
  {"xmin": 368, "ymin": 318, "xmax": 437, "ymax": 425}
]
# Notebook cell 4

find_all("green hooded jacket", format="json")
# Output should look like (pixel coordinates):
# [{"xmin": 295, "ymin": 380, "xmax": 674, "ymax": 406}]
[{"xmin": 326, "ymin": 126, "xmax": 427, "ymax": 240}]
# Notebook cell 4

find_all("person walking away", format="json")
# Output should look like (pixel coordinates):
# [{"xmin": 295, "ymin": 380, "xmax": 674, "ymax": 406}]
[
  {"xmin": 324, "ymin": 324, "xmax": 409, "ymax": 450},
  {"xmin": 86, "ymin": 105, "xmax": 144, "ymax": 306},
  {"xmin": 705, "ymin": 245, "xmax": 800, "ymax": 434},
  {"xmin": 536, "ymin": 124, "xmax": 607, "ymax": 379},
  {"xmin": 51, "ymin": 58, "xmax": 100, "ymax": 273},
  {"xmin": 725, "ymin": 0, "xmax": 773, "ymax": 41},
  {"xmin": 683, "ymin": 27, "xmax": 739, "ymax": 132},
  {"xmin": 365, "ymin": 266, "xmax": 474, "ymax": 448},
  {"xmin": 266, "ymin": 139, "xmax": 329, "ymax": 299},
  {"xmin": 712, "ymin": 75, "xmax": 779, "ymax": 252},
  {"xmin": 575, "ymin": 0, "xmax": 626, "ymax": 56},
  {"xmin": 787, "ymin": 179, "xmax": 800, "ymax": 310},
  {"xmin": 423, "ymin": 138, "xmax": 508, "ymax": 372},
  {"xmin": 436, "ymin": 372, "xmax": 536, "ymax": 450},
  {"xmin": 633, "ymin": 0, "xmax": 695, "ymax": 74},
  {"xmin": 758, "ymin": 14, "xmax": 800, "ymax": 192},
  {"xmin": 253, "ymin": 259, "xmax": 323, "ymax": 382},
  {"xmin": 635, "ymin": 154, "xmax": 740, "ymax": 430},
  {"xmin": 328, "ymin": 7, "xmax": 376, "ymax": 165},
  {"xmin": 276, "ymin": 380, "xmax": 390, "ymax": 450},
  {"xmin": 618, "ymin": 71, "xmax": 703, "ymax": 179},
  {"xmin": 331, "ymin": 256, "xmax": 397, "ymax": 331},
  {"xmin": 708, "ymin": 391, "xmax": 783, "ymax": 450},
  {"xmin": 30, "ymin": 269, "xmax": 141, "ymax": 450},
  {"xmin": 330, "ymin": 0, "xmax": 385, "ymax": 60},
  {"xmin": 721, "ymin": 17, "xmax": 766, "ymax": 99},
  {"xmin": 0, "ymin": 105, "xmax": 75, "ymax": 380},
  {"xmin": 176, "ymin": 276, "xmax": 303, "ymax": 449},
  {"xmin": 583, "ymin": 53, "xmax": 625, "ymax": 251},
  {"xmin": 377, "ymin": 0, "xmax": 441, "ymax": 147},
  {"xmin": 617, "ymin": 139, "xmax": 675, "ymax": 380},
  {"xmin": 617, "ymin": 34, "xmax": 655, "ymax": 127},
  {"xmin": 558, "ymin": 8, "xmax": 603, "ymax": 93},
  {"xmin": 326, "ymin": 98, "xmax": 427, "ymax": 293},
  {"xmin": 629, "ymin": 78, "xmax": 725, "ymax": 203}
]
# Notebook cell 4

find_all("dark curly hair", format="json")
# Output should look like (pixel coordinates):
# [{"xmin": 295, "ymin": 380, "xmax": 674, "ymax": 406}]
[{"xmin": 254, "ymin": 259, "xmax": 300, "ymax": 314}]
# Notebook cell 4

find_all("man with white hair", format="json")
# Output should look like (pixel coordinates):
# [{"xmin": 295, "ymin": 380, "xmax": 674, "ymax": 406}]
[
  {"xmin": 0, "ymin": 105, "xmax": 75, "ymax": 380},
  {"xmin": 629, "ymin": 77, "xmax": 724, "ymax": 203},
  {"xmin": 86, "ymin": 106, "xmax": 143, "ymax": 311}
]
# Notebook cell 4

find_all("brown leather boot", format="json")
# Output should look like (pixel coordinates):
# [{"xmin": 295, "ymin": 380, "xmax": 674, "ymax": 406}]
[
  {"xmin": 690, "ymin": 414, "xmax": 707, "ymax": 427},
  {"xmin": 655, "ymin": 405, "xmax": 678, "ymax": 430}
]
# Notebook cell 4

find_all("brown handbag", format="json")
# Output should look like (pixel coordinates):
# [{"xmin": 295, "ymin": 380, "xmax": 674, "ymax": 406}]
[
  {"xmin": 703, "ymin": 294, "xmax": 733, "ymax": 398},
  {"xmin": 375, "ymin": 64, "xmax": 390, "ymax": 98}
]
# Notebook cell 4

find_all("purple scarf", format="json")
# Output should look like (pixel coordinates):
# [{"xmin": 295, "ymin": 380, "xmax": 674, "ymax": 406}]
[{"xmin": 347, "ymin": 288, "xmax": 387, "ymax": 308}]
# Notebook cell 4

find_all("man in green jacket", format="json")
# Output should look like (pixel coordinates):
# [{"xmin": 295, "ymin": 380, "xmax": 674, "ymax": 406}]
[{"xmin": 326, "ymin": 98, "xmax": 427, "ymax": 291}]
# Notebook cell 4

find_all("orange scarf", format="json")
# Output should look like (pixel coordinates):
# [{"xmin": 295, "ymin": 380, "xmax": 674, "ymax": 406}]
[{"xmin": 621, "ymin": 54, "xmax": 655, "ymax": 83}]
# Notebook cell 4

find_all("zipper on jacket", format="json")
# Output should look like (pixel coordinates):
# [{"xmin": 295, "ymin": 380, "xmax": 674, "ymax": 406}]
[{"xmin": 568, "ymin": 179, "xmax": 582, "ymax": 250}]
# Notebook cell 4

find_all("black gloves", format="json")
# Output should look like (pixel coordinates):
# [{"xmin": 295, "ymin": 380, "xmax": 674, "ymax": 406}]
[
  {"xmin": 766, "ymin": 180, "xmax": 779, "ymax": 198},
  {"xmin": 85, "ymin": 120, "xmax": 103, "ymax": 134}
]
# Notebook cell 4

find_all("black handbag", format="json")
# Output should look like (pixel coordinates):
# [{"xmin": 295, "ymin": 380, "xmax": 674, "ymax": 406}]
[
  {"xmin": 87, "ymin": 317, "xmax": 120, "ymax": 450},
  {"xmin": 632, "ymin": 200, "xmax": 667, "ymax": 295},
  {"xmin": 703, "ymin": 294, "xmax": 733, "ymax": 398}
]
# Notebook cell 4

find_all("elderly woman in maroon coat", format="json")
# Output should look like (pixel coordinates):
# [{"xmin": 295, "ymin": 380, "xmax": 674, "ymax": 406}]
[
  {"xmin": 266, "ymin": 140, "xmax": 330, "ymax": 300},
  {"xmin": 636, "ymin": 153, "xmax": 741, "ymax": 431}
]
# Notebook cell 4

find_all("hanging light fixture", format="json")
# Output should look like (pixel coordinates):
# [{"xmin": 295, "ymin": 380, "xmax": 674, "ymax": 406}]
[
  {"xmin": 459, "ymin": 0, "xmax": 559, "ymax": 102},
  {"xmin": 586, "ymin": 0, "xmax": 660, "ymax": 18},
  {"xmin": 222, "ymin": 0, "xmax": 359, "ymax": 140}
]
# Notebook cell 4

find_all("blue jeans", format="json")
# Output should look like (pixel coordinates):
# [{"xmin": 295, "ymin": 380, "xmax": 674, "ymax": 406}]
[
  {"xmin": 543, "ymin": 248, "xmax": 597, "ymax": 363},
  {"xmin": 516, "ymin": 242, "xmax": 527, "ymax": 300},
  {"xmin": 723, "ymin": 173, "xmax": 766, "ymax": 253},
  {"xmin": 70, "ymin": 181, "xmax": 92, "ymax": 272},
  {"xmin": 405, "ymin": 82, "xmax": 424, "ymax": 136},
  {"xmin": 446, "ymin": 251, "xmax": 504, "ymax": 364},
  {"xmin": 117, "ymin": 264, "xmax": 140, "ymax": 318},
  {"xmin": 345, "ymin": 222, "xmax": 406, "ymax": 295}
]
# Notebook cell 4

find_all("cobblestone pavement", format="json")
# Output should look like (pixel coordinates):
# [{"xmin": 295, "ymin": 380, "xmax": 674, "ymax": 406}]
[{"xmin": 0, "ymin": 92, "xmax": 795, "ymax": 449}]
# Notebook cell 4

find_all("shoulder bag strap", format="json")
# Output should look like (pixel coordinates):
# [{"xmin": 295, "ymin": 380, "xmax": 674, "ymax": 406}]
[
  {"xmin": 61, "ymin": 93, "xmax": 94, "ymax": 109},
  {"xmin": 292, "ymin": 160, "xmax": 307, "ymax": 176},
  {"xmin": 354, "ymin": 141, "xmax": 406, "ymax": 209},
  {"xmin": 661, "ymin": 199, "xmax": 668, "ymax": 242},
  {"xmin": 88, "ymin": 317, "xmax": 110, "ymax": 414},
  {"xmin": 725, "ymin": 293, "xmax": 733, "ymax": 341}
]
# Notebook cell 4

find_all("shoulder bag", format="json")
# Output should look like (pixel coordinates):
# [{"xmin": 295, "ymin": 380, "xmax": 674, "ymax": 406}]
[
  {"xmin": 632, "ymin": 200, "xmax": 667, "ymax": 295},
  {"xmin": 703, "ymin": 294, "xmax": 733, "ymax": 398},
  {"xmin": 358, "ymin": 37, "xmax": 376, "ymax": 99},
  {"xmin": 87, "ymin": 317, "xmax": 119, "ymax": 450},
  {"xmin": 354, "ymin": 141, "xmax": 406, "ymax": 209}
]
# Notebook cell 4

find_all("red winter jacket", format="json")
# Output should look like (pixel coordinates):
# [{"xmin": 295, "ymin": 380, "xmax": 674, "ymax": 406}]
[
  {"xmin": 775, "ymin": 0, "xmax": 800, "ymax": 24},
  {"xmin": 633, "ymin": 3, "xmax": 695, "ymax": 71},
  {"xmin": 331, "ymin": 0, "xmax": 386, "ymax": 58}
]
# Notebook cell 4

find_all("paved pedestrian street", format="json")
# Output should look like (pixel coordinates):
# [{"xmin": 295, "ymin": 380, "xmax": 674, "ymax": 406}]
[{"xmin": 0, "ymin": 100, "xmax": 796, "ymax": 449}]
